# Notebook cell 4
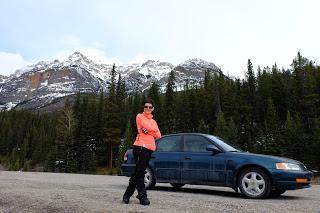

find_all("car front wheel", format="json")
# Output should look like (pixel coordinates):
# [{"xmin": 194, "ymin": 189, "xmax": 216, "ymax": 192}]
[{"xmin": 238, "ymin": 167, "xmax": 272, "ymax": 199}]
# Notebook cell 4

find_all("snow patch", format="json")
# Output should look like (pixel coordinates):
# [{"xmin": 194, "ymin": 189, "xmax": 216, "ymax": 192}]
[
  {"xmin": 139, "ymin": 67, "xmax": 149, "ymax": 76},
  {"xmin": 41, "ymin": 80, "xmax": 48, "ymax": 86},
  {"xmin": 17, "ymin": 88, "xmax": 27, "ymax": 92},
  {"xmin": 0, "ymin": 102, "xmax": 18, "ymax": 111},
  {"xmin": 38, "ymin": 92, "xmax": 75, "ymax": 99}
]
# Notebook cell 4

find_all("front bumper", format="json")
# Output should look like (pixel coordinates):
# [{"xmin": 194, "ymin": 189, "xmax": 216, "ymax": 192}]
[{"xmin": 270, "ymin": 169, "xmax": 313, "ymax": 190}]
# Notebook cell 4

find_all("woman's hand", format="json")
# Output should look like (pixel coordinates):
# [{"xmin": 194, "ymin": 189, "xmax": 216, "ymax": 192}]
[{"xmin": 141, "ymin": 127, "xmax": 148, "ymax": 134}]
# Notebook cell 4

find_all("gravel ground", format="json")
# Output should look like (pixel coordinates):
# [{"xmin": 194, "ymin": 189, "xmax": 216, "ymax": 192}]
[{"xmin": 0, "ymin": 171, "xmax": 319, "ymax": 213}]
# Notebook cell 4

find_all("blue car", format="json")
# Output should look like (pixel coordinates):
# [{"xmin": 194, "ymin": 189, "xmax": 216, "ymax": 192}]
[{"xmin": 121, "ymin": 133, "xmax": 313, "ymax": 199}]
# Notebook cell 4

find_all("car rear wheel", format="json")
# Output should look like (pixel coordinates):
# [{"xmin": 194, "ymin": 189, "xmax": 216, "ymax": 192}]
[
  {"xmin": 144, "ymin": 167, "xmax": 156, "ymax": 189},
  {"xmin": 238, "ymin": 167, "xmax": 271, "ymax": 199},
  {"xmin": 170, "ymin": 183, "xmax": 185, "ymax": 189}
]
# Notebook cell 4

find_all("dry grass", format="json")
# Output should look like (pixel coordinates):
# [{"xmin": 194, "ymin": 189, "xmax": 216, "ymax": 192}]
[
  {"xmin": 312, "ymin": 175, "xmax": 320, "ymax": 184},
  {"xmin": 95, "ymin": 167, "xmax": 120, "ymax": 175}
]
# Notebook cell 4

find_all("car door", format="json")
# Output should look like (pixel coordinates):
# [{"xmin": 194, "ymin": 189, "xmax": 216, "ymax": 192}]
[
  {"xmin": 151, "ymin": 135, "xmax": 183, "ymax": 183},
  {"xmin": 181, "ymin": 134, "xmax": 226, "ymax": 185},
  {"xmin": 181, "ymin": 134, "xmax": 213, "ymax": 184}
]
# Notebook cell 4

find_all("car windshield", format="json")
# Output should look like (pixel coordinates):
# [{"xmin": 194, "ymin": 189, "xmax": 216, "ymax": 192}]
[{"xmin": 206, "ymin": 135, "xmax": 242, "ymax": 152}]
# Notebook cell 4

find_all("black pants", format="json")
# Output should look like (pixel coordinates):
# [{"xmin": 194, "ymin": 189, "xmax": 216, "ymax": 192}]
[{"xmin": 124, "ymin": 145, "xmax": 153, "ymax": 198}]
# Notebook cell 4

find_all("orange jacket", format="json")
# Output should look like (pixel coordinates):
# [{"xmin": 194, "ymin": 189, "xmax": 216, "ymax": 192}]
[{"xmin": 133, "ymin": 112, "xmax": 161, "ymax": 151}]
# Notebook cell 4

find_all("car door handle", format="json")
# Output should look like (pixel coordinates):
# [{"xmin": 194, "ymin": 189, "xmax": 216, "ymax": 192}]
[{"xmin": 184, "ymin": 157, "xmax": 191, "ymax": 160}]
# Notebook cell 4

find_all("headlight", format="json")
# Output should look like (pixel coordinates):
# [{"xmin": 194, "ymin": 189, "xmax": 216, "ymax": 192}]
[{"xmin": 276, "ymin": 163, "xmax": 301, "ymax": 171}]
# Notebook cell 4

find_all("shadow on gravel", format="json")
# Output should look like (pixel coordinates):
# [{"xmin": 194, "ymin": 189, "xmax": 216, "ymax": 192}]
[
  {"xmin": 152, "ymin": 186, "xmax": 303, "ymax": 200},
  {"xmin": 268, "ymin": 195, "xmax": 303, "ymax": 200}
]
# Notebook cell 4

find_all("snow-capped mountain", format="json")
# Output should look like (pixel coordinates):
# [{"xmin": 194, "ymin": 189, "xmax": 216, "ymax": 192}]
[
  {"xmin": 171, "ymin": 58, "xmax": 222, "ymax": 90},
  {"xmin": 0, "ymin": 52, "xmax": 220, "ymax": 112}
]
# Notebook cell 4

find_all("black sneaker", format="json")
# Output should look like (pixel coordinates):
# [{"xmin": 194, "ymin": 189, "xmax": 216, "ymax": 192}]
[
  {"xmin": 136, "ymin": 195, "xmax": 150, "ymax": 205},
  {"xmin": 122, "ymin": 194, "xmax": 130, "ymax": 204}
]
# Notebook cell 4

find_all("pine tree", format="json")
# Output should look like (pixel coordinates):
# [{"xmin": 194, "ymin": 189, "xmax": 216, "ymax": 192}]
[
  {"xmin": 197, "ymin": 119, "xmax": 209, "ymax": 133},
  {"xmin": 215, "ymin": 111, "xmax": 228, "ymax": 139},
  {"xmin": 243, "ymin": 59, "xmax": 257, "ymax": 151},
  {"xmin": 95, "ymin": 92, "xmax": 107, "ymax": 167},
  {"xmin": 281, "ymin": 111, "xmax": 305, "ymax": 161},
  {"xmin": 131, "ymin": 92, "xmax": 143, "ymax": 137},
  {"xmin": 147, "ymin": 82, "xmax": 163, "ymax": 123},
  {"xmin": 116, "ymin": 73, "xmax": 127, "ymax": 134},
  {"xmin": 72, "ymin": 93, "xmax": 84, "ymax": 172},
  {"xmin": 109, "ymin": 64, "xmax": 117, "ymax": 103},
  {"xmin": 226, "ymin": 117, "xmax": 238, "ymax": 144},
  {"xmin": 116, "ymin": 119, "xmax": 133, "ymax": 170},
  {"xmin": 57, "ymin": 97, "xmax": 76, "ymax": 172},
  {"xmin": 256, "ymin": 98, "xmax": 280, "ymax": 154},
  {"xmin": 105, "ymin": 65, "xmax": 121, "ymax": 168},
  {"xmin": 246, "ymin": 59, "xmax": 256, "ymax": 102},
  {"xmin": 188, "ymin": 87, "xmax": 200, "ymax": 132},
  {"xmin": 163, "ymin": 71, "xmax": 177, "ymax": 134},
  {"xmin": 20, "ymin": 138, "xmax": 28, "ymax": 170},
  {"xmin": 176, "ymin": 88, "xmax": 192, "ymax": 132}
]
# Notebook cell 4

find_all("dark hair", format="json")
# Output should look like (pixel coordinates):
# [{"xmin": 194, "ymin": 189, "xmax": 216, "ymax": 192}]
[{"xmin": 143, "ymin": 98, "xmax": 154, "ymax": 107}]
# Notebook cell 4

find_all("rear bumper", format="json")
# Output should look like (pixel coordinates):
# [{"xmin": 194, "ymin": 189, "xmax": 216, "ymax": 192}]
[
  {"xmin": 121, "ymin": 163, "xmax": 135, "ymax": 177},
  {"xmin": 270, "ymin": 169, "xmax": 313, "ymax": 190}
]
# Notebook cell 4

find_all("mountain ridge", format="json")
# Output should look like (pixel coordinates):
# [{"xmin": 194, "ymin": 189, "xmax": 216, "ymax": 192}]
[{"xmin": 0, "ymin": 52, "xmax": 221, "ymax": 112}]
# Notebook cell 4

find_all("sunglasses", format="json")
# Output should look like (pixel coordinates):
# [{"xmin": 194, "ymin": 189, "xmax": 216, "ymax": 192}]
[{"xmin": 144, "ymin": 105, "xmax": 153, "ymax": 109}]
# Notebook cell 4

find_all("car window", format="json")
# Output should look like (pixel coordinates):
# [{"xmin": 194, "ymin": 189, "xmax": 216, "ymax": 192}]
[
  {"xmin": 206, "ymin": 135, "xmax": 241, "ymax": 152},
  {"xmin": 184, "ymin": 135, "xmax": 215, "ymax": 152},
  {"xmin": 156, "ymin": 136, "xmax": 182, "ymax": 152}
]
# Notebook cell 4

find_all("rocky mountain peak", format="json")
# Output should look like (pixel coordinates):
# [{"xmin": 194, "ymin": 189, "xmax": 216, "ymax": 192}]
[
  {"xmin": 178, "ymin": 58, "xmax": 220, "ymax": 71},
  {"xmin": 0, "ymin": 52, "xmax": 222, "ymax": 112},
  {"xmin": 67, "ymin": 52, "xmax": 90, "ymax": 62},
  {"xmin": 142, "ymin": 60, "xmax": 174, "ymax": 69}
]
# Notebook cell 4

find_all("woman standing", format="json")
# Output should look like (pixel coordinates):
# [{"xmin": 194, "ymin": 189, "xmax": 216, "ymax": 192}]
[{"xmin": 122, "ymin": 99, "xmax": 161, "ymax": 205}]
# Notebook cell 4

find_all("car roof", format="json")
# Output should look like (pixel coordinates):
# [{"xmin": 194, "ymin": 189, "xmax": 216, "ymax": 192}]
[{"xmin": 160, "ymin": 132, "xmax": 211, "ymax": 138}]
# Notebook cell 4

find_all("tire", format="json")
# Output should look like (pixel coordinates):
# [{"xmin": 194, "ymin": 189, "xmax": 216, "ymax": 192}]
[
  {"xmin": 170, "ymin": 183, "xmax": 185, "ymax": 189},
  {"xmin": 144, "ymin": 167, "xmax": 156, "ymax": 189},
  {"xmin": 238, "ymin": 167, "xmax": 272, "ymax": 199},
  {"xmin": 270, "ymin": 188, "xmax": 286, "ymax": 197}
]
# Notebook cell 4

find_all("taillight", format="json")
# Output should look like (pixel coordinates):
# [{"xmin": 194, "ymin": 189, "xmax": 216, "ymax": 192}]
[{"xmin": 124, "ymin": 150, "xmax": 129, "ymax": 161}]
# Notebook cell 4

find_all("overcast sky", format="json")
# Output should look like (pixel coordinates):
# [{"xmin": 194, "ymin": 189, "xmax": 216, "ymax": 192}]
[{"xmin": 0, "ymin": 0, "xmax": 319, "ymax": 78}]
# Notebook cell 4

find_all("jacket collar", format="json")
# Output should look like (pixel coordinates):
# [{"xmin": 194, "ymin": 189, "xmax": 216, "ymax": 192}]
[{"xmin": 142, "ymin": 111, "xmax": 153, "ymax": 119}]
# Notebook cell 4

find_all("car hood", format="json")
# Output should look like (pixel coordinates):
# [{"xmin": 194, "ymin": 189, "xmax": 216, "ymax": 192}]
[{"xmin": 232, "ymin": 151, "xmax": 303, "ymax": 165}]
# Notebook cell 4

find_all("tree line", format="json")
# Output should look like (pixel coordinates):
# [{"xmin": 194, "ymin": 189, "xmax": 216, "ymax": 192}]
[{"xmin": 0, "ymin": 52, "xmax": 319, "ymax": 173}]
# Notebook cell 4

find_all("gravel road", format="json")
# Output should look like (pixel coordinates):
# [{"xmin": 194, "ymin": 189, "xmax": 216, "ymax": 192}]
[{"xmin": 0, "ymin": 171, "xmax": 318, "ymax": 213}]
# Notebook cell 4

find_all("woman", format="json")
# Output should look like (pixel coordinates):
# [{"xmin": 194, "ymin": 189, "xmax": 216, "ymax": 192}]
[{"xmin": 122, "ymin": 99, "xmax": 161, "ymax": 205}]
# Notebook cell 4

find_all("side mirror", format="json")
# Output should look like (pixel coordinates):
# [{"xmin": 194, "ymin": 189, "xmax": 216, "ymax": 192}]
[{"xmin": 206, "ymin": 145, "xmax": 221, "ymax": 154}]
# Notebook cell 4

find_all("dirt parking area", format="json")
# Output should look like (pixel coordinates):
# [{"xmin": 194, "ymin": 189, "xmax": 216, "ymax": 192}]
[{"xmin": 0, "ymin": 171, "xmax": 318, "ymax": 212}]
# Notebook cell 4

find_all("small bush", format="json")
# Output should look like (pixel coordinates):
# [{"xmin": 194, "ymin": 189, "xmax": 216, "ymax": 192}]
[{"xmin": 23, "ymin": 160, "xmax": 32, "ymax": 171}]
